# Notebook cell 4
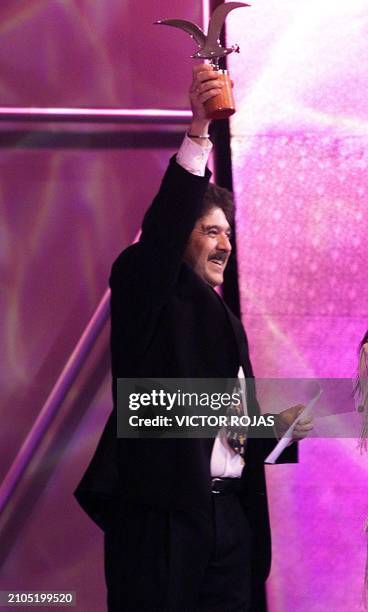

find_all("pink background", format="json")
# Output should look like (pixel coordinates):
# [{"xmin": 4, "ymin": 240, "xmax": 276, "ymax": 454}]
[
  {"xmin": 0, "ymin": 1, "xmax": 367, "ymax": 610},
  {"xmin": 229, "ymin": 1, "xmax": 368, "ymax": 610}
]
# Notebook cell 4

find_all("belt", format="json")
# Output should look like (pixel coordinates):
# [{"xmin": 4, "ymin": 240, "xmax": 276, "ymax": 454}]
[{"xmin": 211, "ymin": 477, "xmax": 243, "ymax": 495}]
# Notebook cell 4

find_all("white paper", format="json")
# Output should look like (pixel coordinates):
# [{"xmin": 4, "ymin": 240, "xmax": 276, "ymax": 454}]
[{"xmin": 265, "ymin": 387, "xmax": 322, "ymax": 464}]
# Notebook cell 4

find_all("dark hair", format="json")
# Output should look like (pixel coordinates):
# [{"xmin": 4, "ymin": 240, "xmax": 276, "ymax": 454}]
[{"xmin": 201, "ymin": 183, "xmax": 234, "ymax": 226}]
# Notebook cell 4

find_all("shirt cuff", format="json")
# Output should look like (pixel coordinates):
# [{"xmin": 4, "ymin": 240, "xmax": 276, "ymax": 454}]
[{"xmin": 176, "ymin": 133, "xmax": 212, "ymax": 177}]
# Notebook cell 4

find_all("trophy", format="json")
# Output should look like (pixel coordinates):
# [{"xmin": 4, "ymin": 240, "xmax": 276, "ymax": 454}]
[{"xmin": 155, "ymin": 2, "xmax": 250, "ymax": 120}]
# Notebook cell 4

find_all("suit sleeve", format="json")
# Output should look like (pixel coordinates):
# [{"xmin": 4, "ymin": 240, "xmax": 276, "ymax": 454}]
[
  {"xmin": 138, "ymin": 155, "xmax": 211, "ymax": 297},
  {"xmin": 109, "ymin": 156, "xmax": 211, "ymax": 362}
]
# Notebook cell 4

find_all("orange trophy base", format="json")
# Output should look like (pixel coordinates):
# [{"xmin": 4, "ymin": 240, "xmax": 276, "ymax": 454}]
[{"xmin": 205, "ymin": 70, "xmax": 235, "ymax": 120}]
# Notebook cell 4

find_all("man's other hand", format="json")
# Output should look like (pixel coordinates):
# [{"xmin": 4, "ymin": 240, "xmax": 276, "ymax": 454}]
[{"xmin": 275, "ymin": 404, "xmax": 314, "ymax": 442}]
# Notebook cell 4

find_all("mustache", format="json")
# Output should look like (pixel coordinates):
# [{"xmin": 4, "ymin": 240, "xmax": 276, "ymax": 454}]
[{"xmin": 208, "ymin": 252, "xmax": 228, "ymax": 263}]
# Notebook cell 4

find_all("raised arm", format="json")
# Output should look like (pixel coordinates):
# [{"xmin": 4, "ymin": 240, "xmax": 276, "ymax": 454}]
[
  {"xmin": 139, "ymin": 64, "xmax": 223, "ymax": 267},
  {"xmin": 109, "ymin": 65, "xmax": 224, "ymax": 361}
]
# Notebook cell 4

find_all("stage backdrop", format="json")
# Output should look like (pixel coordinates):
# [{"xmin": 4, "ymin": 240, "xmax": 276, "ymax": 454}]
[
  {"xmin": 228, "ymin": 1, "xmax": 368, "ymax": 610},
  {"xmin": 0, "ymin": 1, "xmax": 201, "ymax": 611}
]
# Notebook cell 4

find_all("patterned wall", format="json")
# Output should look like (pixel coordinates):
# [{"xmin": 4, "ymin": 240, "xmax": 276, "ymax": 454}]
[
  {"xmin": 0, "ymin": 1, "xmax": 200, "ymax": 610},
  {"xmin": 228, "ymin": 1, "xmax": 368, "ymax": 610}
]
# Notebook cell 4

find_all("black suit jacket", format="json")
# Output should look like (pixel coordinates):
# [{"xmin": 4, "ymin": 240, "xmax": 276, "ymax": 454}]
[{"xmin": 75, "ymin": 156, "xmax": 297, "ymax": 583}]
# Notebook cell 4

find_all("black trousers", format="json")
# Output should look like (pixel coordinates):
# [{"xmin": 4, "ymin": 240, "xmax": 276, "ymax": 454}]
[{"xmin": 104, "ymin": 490, "xmax": 253, "ymax": 612}]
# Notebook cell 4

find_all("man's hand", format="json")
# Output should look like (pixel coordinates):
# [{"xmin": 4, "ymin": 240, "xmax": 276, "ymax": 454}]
[
  {"xmin": 188, "ymin": 64, "xmax": 224, "ymax": 138},
  {"xmin": 274, "ymin": 404, "xmax": 314, "ymax": 442}
]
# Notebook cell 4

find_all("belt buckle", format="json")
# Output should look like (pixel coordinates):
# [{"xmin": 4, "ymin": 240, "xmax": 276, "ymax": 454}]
[{"xmin": 211, "ymin": 477, "xmax": 222, "ymax": 494}]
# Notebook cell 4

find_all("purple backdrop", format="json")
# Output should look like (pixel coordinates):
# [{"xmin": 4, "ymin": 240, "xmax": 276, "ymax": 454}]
[
  {"xmin": 0, "ymin": 1, "xmax": 201, "ymax": 610},
  {"xmin": 228, "ymin": 1, "xmax": 368, "ymax": 610}
]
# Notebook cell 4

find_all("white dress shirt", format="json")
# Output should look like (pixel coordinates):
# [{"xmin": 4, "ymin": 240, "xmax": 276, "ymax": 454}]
[{"xmin": 176, "ymin": 133, "xmax": 212, "ymax": 177}]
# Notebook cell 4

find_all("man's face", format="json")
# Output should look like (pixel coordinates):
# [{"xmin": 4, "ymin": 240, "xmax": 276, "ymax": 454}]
[{"xmin": 183, "ymin": 206, "xmax": 232, "ymax": 287}]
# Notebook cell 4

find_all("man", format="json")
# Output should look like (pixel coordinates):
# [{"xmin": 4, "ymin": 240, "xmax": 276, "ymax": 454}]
[{"xmin": 75, "ymin": 64, "xmax": 313, "ymax": 611}]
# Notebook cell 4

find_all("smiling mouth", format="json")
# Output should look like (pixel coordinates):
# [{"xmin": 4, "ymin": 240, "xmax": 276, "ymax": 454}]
[{"xmin": 209, "ymin": 259, "xmax": 225, "ymax": 268}]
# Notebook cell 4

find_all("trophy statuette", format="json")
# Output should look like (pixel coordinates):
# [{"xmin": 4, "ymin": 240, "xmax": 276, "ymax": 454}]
[{"xmin": 155, "ymin": 2, "xmax": 250, "ymax": 120}]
